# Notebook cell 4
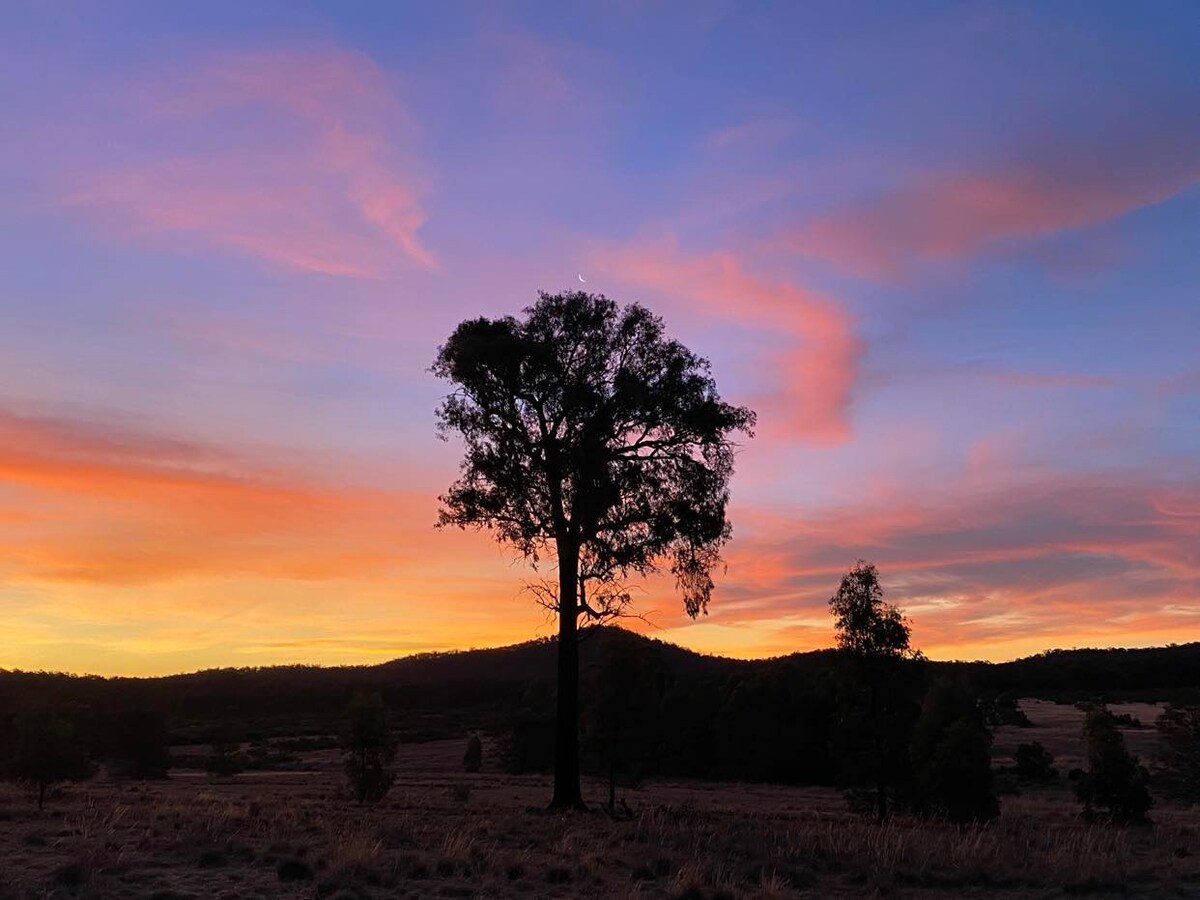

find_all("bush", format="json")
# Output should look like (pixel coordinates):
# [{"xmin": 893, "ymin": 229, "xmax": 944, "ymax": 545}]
[
  {"xmin": 983, "ymin": 694, "xmax": 1033, "ymax": 728},
  {"xmin": 1075, "ymin": 707, "xmax": 1152, "ymax": 824},
  {"xmin": 205, "ymin": 748, "xmax": 244, "ymax": 777},
  {"xmin": 1014, "ymin": 742, "xmax": 1057, "ymax": 781},
  {"xmin": 462, "ymin": 733, "xmax": 482, "ymax": 773}
]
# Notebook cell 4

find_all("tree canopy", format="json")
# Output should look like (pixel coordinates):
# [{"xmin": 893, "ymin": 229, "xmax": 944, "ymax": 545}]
[
  {"xmin": 433, "ymin": 291, "xmax": 756, "ymax": 618},
  {"xmin": 829, "ymin": 560, "xmax": 912, "ymax": 659}
]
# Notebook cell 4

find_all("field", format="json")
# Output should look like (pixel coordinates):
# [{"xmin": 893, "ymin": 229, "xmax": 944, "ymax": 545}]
[{"xmin": 2, "ymin": 702, "xmax": 1198, "ymax": 899}]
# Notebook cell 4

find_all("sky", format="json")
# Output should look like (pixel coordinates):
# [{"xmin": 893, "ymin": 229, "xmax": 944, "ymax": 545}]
[{"xmin": 1, "ymin": 1, "xmax": 1197, "ymax": 675}]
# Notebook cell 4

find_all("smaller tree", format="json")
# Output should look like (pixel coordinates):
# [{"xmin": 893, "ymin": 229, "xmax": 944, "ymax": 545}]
[
  {"xmin": 981, "ymin": 693, "xmax": 1032, "ymax": 728},
  {"xmin": 463, "ymin": 733, "xmax": 483, "ymax": 773},
  {"xmin": 342, "ymin": 693, "xmax": 396, "ymax": 803},
  {"xmin": 1075, "ymin": 707, "xmax": 1152, "ymax": 824},
  {"xmin": 582, "ymin": 634, "xmax": 664, "ymax": 811},
  {"xmin": 1156, "ymin": 699, "xmax": 1200, "ymax": 802},
  {"xmin": 910, "ymin": 677, "xmax": 998, "ymax": 824},
  {"xmin": 829, "ymin": 560, "xmax": 921, "ymax": 822},
  {"xmin": 206, "ymin": 725, "xmax": 244, "ymax": 777},
  {"xmin": 108, "ymin": 710, "xmax": 172, "ymax": 779},
  {"xmin": 1014, "ymin": 741, "xmax": 1057, "ymax": 781},
  {"xmin": 8, "ymin": 713, "xmax": 93, "ymax": 809}
]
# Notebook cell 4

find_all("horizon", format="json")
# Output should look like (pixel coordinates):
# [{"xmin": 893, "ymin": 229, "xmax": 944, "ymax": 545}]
[
  {"xmin": 2, "ymin": 2, "xmax": 1198, "ymax": 676},
  {"xmin": 4, "ymin": 626, "xmax": 1197, "ymax": 682}
]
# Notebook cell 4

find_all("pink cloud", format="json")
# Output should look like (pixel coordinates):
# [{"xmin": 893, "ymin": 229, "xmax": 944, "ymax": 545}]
[
  {"xmin": 62, "ymin": 48, "xmax": 435, "ymax": 276},
  {"xmin": 691, "ymin": 462, "xmax": 1200, "ymax": 657},
  {"xmin": 788, "ymin": 116, "xmax": 1200, "ymax": 278},
  {"xmin": 594, "ymin": 237, "xmax": 862, "ymax": 444}
]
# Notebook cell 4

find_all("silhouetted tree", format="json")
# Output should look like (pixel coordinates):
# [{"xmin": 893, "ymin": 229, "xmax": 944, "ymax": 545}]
[
  {"xmin": 582, "ymin": 636, "xmax": 664, "ymax": 810},
  {"xmin": 1014, "ymin": 741, "xmax": 1057, "ymax": 781},
  {"xmin": 342, "ymin": 693, "xmax": 395, "ymax": 803},
  {"xmin": 206, "ymin": 725, "xmax": 243, "ymax": 777},
  {"xmin": 7, "ymin": 713, "xmax": 92, "ymax": 809},
  {"xmin": 463, "ymin": 733, "xmax": 483, "ymax": 773},
  {"xmin": 828, "ymin": 560, "xmax": 920, "ymax": 821},
  {"xmin": 433, "ymin": 291, "xmax": 755, "ymax": 808},
  {"xmin": 1156, "ymin": 698, "xmax": 1200, "ymax": 802},
  {"xmin": 0, "ymin": 715, "xmax": 16, "ymax": 771},
  {"xmin": 499, "ymin": 679, "xmax": 556, "ymax": 775},
  {"xmin": 981, "ymin": 693, "xmax": 1032, "ymax": 728},
  {"xmin": 910, "ymin": 677, "xmax": 998, "ymax": 823},
  {"xmin": 106, "ymin": 710, "xmax": 171, "ymax": 778},
  {"xmin": 1075, "ymin": 706, "xmax": 1152, "ymax": 824}
]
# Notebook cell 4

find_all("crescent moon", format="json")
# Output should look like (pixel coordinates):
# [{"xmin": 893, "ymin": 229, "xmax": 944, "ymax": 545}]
[{"xmin": 577, "ymin": 274, "xmax": 586, "ymax": 284}]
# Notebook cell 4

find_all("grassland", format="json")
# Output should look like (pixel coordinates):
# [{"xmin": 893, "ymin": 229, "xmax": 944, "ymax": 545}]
[{"xmin": 2, "ymin": 701, "xmax": 1197, "ymax": 899}]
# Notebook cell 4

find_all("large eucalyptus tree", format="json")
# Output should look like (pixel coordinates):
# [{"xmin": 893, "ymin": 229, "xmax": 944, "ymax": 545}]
[{"xmin": 432, "ymin": 291, "xmax": 754, "ymax": 808}]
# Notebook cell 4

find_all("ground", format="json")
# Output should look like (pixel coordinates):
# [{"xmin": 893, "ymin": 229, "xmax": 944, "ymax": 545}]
[{"xmin": 2, "ymin": 701, "xmax": 1197, "ymax": 899}]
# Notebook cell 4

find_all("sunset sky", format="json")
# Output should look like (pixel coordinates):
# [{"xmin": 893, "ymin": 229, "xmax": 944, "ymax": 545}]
[{"xmin": 1, "ymin": 2, "xmax": 1198, "ymax": 675}]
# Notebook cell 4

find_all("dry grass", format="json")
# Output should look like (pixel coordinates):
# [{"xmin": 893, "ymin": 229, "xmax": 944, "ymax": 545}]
[
  {"xmin": 0, "ymin": 734, "xmax": 1197, "ymax": 898},
  {"xmin": 992, "ymin": 699, "xmax": 1164, "ymax": 771}
]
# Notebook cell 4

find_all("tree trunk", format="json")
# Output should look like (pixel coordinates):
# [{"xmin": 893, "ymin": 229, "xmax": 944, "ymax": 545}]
[
  {"xmin": 876, "ymin": 770, "xmax": 888, "ymax": 823},
  {"xmin": 608, "ymin": 724, "xmax": 617, "ymax": 811},
  {"xmin": 870, "ymin": 678, "xmax": 887, "ymax": 823},
  {"xmin": 550, "ymin": 543, "xmax": 585, "ymax": 809}
]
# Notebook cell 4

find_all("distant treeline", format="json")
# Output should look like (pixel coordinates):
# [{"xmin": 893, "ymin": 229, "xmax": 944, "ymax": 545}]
[{"xmin": 1, "ymin": 631, "xmax": 1197, "ymax": 756}]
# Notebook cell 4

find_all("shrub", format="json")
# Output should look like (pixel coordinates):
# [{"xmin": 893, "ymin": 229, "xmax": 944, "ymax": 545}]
[
  {"xmin": 983, "ymin": 694, "xmax": 1033, "ymax": 728},
  {"xmin": 1014, "ymin": 741, "xmax": 1057, "ymax": 781},
  {"xmin": 206, "ymin": 745, "xmax": 244, "ymax": 777},
  {"xmin": 1075, "ymin": 707, "xmax": 1152, "ymax": 824},
  {"xmin": 462, "ymin": 733, "xmax": 482, "ymax": 773}
]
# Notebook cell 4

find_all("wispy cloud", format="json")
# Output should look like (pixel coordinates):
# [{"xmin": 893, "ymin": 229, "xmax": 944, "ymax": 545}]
[
  {"xmin": 594, "ymin": 237, "xmax": 862, "ymax": 444},
  {"xmin": 787, "ymin": 110, "xmax": 1200, "ymax": 278},
  {"xmin": 987, "ymin": 370, "xmax": 1116, "ymax": 390},
  {"xmin": 694, "ymin": 463, "xmax": 1200, "ymax": 659},
  {"xmin": 61, "ymin": 48, "xmax": 435, "ymax": 276}
]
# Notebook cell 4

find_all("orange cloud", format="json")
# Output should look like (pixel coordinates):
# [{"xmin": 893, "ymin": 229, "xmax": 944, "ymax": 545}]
[
  {"xmin": 669, "ymin": 463, "xmax": 1200, "ymax": 660},
  {"xmin": 789, "ymin": 116, "xmax": 1200, "ymax": 278},
  {"xmin": 62, "ymin": 48, "xmax": 434, "ymax": 276},
  {"xmin": 0, "ymin": 408, "xmax": 485, "ymax": 585},
  {"xmin": 2, "ymin": 405, "xmax": 1196, "ymax": 669},
  {"xmin": 594, "ymin": 238, "xmax": 862, "ymax": 443}
]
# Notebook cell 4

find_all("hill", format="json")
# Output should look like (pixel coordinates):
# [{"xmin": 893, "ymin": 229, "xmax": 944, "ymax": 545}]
[{"xmin": 1, "ymin": 629, "xmax": 1197, "ymax": 744}]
